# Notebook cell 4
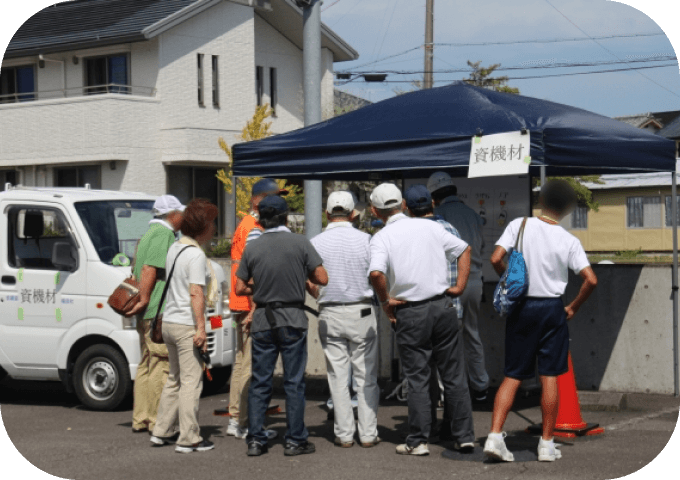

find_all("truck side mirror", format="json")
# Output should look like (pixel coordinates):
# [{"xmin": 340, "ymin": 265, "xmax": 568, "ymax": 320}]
[{"xmin": 52, "ymin": 242, "xmax": 77, "ymax": 272}]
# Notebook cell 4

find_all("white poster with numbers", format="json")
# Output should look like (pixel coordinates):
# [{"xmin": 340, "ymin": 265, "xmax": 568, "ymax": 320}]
[
  {"xmin": 468, "ymin": 130, "xmax": 531, "ymax": 178},
  {"xmin": 404, "ymin": 175, "xmax": 531, "ymax": 282}
]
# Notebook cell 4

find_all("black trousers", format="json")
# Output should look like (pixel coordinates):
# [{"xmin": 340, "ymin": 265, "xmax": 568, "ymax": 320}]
[{"xmin": 395, "ymin": 296, "xmax": 474, "ymax": 446}]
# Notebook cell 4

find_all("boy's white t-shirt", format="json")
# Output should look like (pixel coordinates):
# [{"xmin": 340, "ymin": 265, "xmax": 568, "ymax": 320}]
[
  {"xmin": 162, "ymin": 243, "xmax": 208, "ymax": 326},
  {"xmin": 495, "ymin": 217, "xmax": 590, "ymax": 298}
]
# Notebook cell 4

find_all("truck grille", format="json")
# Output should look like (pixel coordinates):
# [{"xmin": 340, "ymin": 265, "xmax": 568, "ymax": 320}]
[{"xmin": 207, "ymin": 332, "xmax": 216, "ymax": 356}]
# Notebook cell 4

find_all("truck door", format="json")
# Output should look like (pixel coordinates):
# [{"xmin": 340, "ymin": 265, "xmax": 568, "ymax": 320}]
[{"xmin": 0, "ymin": 203, "xmax": 87, "ymax": 375}]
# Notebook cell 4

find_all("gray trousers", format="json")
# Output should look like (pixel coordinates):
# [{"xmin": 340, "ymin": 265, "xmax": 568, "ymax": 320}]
[
  {"xmin": 459, "ymin": 278, "xmax": 490, "ymax": 391},
  {"xmin": 395, "ymin": 296, "xmax": 474, "ymax": 447}
]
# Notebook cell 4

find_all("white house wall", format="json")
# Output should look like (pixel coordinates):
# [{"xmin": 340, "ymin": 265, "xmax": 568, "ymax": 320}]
[
  {"xmin": 254, "ymin": 14, "xmax": 304, "ymax": 133},
  {"xmin": 158, "ymin": 0, "xmax": 255, "ymax": 164}
]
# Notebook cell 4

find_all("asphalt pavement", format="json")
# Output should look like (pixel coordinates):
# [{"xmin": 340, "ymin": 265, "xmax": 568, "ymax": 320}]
[{"xmin": 1, "ymin": 378, "xmax": 679, "ymax": 480}]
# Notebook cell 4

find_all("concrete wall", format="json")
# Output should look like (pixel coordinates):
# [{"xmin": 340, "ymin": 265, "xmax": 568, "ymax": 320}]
[{"xmin": 292, "ymin": 264, "xmax": 676, "ymax": 395}]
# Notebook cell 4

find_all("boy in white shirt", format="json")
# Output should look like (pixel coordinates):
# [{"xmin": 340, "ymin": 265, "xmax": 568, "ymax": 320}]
[{"xmin": 483, "ymin": 179, "xmax": 597, "ymax": 463}]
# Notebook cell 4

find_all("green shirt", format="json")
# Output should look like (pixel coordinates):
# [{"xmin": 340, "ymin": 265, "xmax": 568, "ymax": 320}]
[{"xmin": 133, "ymin": 223, "xmax": 176, "ymax": 319}]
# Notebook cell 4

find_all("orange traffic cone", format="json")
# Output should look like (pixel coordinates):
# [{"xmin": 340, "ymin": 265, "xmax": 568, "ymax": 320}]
[{"xmin": 526, "ymin": 352, "xmax": 605, "ymax": 438}]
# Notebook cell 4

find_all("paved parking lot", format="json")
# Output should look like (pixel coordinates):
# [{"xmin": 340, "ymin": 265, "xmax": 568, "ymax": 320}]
[{"xmin": 1, "ymin": 378, "xmax": 678, "ymax": 480}]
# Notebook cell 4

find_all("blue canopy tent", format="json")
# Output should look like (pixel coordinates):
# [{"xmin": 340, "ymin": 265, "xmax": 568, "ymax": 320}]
[
  {"xmin": 231, "ymin": 82, "xmax": 679, "ymax": 395},
  {"xmin": 232, "ymin": 82, "xmax": 675, "ymax": 179}
]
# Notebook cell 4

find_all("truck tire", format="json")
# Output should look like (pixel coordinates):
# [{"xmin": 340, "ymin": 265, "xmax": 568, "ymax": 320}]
[
  {"xmin": 0, "ymin": 365, "xmax": 7, "ymax": 382},
  {"xmin": 202, "ymin": 366, "xmax": 231, "ymax": 396},
  {"xmin": 73, "ymin": 344, "xmax": 132, "ymax": 411}
]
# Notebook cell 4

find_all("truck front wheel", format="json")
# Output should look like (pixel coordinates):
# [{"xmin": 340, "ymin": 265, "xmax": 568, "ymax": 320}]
[{"xmin": 73, "ymin": 345, "xmax": 132, "ymax": 411}]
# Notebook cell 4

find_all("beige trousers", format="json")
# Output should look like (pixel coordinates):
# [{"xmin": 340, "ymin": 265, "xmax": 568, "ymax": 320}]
[
  {"xmin": 152, "ymin": 322, "xmax": 204, "ymax": 446},
  {"xmin": 132, "ymin": 315, "xmax": 169, "ymax": 430},
  {"xmin": 228, "ymin": 312, "xmax": 252, "ymax": 428}
]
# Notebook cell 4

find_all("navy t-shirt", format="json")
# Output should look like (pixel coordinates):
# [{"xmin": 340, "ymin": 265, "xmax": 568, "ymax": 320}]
[{"xmin": 236, "ymin": 229, "xmax": 322, "ymax": 332}]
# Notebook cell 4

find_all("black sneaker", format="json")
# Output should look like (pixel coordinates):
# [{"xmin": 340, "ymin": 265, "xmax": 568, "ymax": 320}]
[
  {"xmin": 175, "ymin": 440, "xmax": 215, "ymax": 453},
  {"xmin": 284, "ymin": 441, "xmax": 316, "ymax": 456},
  {"xmin": 150, "ymin": 432, "xmax": 180, "ymax": 446},
  {"xmin": 471, "ymin": 388, "xmax": 488, "ymax": 404},
  {"xmin": 247, "ymin": 441, "xmax": 268, "ymax": 456}
]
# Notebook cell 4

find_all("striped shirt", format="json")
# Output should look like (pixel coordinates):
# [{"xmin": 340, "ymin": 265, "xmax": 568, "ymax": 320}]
[
  {"xmin": 430, "ymin": 215, "xmax": 463, "ymax": 317},
  {"xmin": 310, "ymin": 221, "xmax": 373, "ymax": 304}
]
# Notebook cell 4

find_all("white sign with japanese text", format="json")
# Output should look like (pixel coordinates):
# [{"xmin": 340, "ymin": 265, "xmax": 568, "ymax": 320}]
[{"xmin": 468, "ymin": 130, "xmax": 531, "ymax": 178}]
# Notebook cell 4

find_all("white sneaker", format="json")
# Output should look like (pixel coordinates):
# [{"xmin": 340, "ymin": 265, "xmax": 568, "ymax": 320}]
[
  {"xmin": 265, "ymin": 429, "xmax": 278, "ymax": 440},
  {"xmin": 226, "ymin": 418, "xmax": 239, "ymax": 436},
  {"xmin": 396, "ymin": 443, "xmax": 429, "ymax": 456},
  {"xmin": 537, "ymin": 438, "xmax": 562, "ymax": 462},
  {"xmin": 483, "ymin": 432, "xmax": 514, "ymax": 462},
  {"xmin": 234, "ymin": 426, "xmax": 248, "ymax": 439}
]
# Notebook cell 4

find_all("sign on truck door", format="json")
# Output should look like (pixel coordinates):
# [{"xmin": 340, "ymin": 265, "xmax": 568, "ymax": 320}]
[{"xmin": 0, "ymin": 203, "xmax": 86, "ymax": 377}]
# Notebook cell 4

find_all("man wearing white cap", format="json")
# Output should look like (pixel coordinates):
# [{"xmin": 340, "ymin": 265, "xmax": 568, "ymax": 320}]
[
  {"xmin": 427, "ymin": 172, "xmax": 490, "ymax": 404},
  {"xmin": 309, "ymin": 191, "xmax": 380, "ymax": 449},
  {"xmin": 368, "ymin": 183, "xmax": 475, "ymax": 456},
  {"xmin": 127, "ymin": 195, "xmax": 185, "ymax": 434}
]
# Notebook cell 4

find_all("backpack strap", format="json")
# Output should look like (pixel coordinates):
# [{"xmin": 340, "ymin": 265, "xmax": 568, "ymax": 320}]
[{"xmin": 514, "ymin": 217, "xmax": 528, "ymax": 253}]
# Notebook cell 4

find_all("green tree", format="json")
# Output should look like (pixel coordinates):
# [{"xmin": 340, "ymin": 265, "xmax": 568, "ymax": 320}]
[
  {"xmin": 463, "ymin": 60, "xmax": 520, "ymax": 94},
  {"xmin": 216, "ymin": 104, "xmax": 304, "ymax": 217}
]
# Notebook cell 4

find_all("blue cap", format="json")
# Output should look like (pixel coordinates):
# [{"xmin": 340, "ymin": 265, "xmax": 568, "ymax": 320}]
[
  {"xmin": 252, "ymin": 178, "xmax": 288, "ymax": 197},
  {"xmin": 404, "ymin": 184, "xmax": 432, "ymax": 209},
  {"xmin": 258, "ymin": 195, "xmax": 289, "ymax": 215}
]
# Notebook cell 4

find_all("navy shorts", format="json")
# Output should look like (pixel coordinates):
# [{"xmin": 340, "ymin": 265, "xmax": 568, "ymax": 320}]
[{"xmin": 504, "ymin": 297, "xmax": 569, "ymax": 380}]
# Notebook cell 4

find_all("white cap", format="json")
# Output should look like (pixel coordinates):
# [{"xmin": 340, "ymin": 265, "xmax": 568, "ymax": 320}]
[
  {"xmin": 370, "ymin": 183, "xmax": 402, "ymax": 209},
  {"xmin": 326, "ymin": 191, "xmax": 355, "ymax": 214},
  {"xmin": 153, "ymin": 195, "xmax": 186, "ymax": 216},
  {"xmin": 427, "ymin": 171, "xmax": 454, "ymax": 194}
]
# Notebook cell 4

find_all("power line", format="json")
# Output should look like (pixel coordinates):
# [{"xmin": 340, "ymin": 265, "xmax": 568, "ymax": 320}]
[
  {"xmin": 343, "ymin": 56, "xmax": 678, "ymax": 75},
  {"xmin": 349, "ymin": 64, "xmax": 678, "ymax": 84},
  {"xmin": 337, "ymin": 31, "xmax": 666, "ymax": 73},
  {"xmin": 541, "ymin": 0, "xmax": 680, "ymax": 99}
]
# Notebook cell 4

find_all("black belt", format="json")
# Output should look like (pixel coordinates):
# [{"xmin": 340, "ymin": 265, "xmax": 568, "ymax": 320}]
[
  {"xmin": 258, "ymin": 302, "xmax": 320, "ymax": 327},
  {"xmin": 396, "ymin": 293, "xmax": 447, "ymax": 310}
]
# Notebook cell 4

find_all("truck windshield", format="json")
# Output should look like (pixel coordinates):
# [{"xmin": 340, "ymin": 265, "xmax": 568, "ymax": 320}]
[{"xmin": 74, "ymin": 201, "xmax": 155, "ymax": 265}]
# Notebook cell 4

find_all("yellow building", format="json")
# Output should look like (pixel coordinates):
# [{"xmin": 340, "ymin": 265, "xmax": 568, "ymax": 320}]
[{"xmin": 534, "ymin": 172, "xmax": 678, "ymax": 252}]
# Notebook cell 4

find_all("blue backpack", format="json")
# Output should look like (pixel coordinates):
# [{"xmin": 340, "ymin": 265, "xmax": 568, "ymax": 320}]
[{"xmin": 493, "ymin": 217, "xmax": 529, "ymax": 316}]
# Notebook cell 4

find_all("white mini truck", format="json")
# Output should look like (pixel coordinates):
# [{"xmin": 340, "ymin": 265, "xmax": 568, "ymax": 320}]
[{"xmin": 0, "ymin": 187, "xmax": 234, "ymax": 410}]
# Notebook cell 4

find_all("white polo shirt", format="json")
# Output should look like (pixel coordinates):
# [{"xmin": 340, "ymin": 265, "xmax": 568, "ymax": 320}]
[
  {"xmin": 311, "ymin": 221, "xmax": 373, "ymax": 304},
  {"xmin": 369, "ymin": 213, "xmax": 469, "ymax": 301},
  {"xmin": 496, "ymin": 217, "xmax": 590, "ymax": 298}
]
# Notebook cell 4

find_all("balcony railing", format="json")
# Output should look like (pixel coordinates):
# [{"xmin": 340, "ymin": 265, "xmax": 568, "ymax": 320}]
[{"xmin": 0, "ymin": 84, "xmax": 157, "ymax": 104}]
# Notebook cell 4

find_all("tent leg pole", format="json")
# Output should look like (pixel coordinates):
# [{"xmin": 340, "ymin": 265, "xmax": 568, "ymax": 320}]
[
  {"xmin": 673, "ymin": 172, "xmax": 678, "ymax": 397},
  {"xmin": 540, "ymin": 165, "xmax": 546, "ymax": 186}
]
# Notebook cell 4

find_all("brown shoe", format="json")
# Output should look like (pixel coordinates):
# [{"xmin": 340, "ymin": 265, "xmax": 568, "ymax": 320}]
[
  {"xmin": 360, "ymin": 437, "xmax": 382, "ymax": 448},
  {"xmin": 334, "ymin": 437, "xmax": 354, "ymax": 448}
]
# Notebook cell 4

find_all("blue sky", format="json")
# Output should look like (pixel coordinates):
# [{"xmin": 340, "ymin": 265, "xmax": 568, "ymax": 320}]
[{"xmin": 324, "ymin": 0, "xmax": 680, "ymax": 118}]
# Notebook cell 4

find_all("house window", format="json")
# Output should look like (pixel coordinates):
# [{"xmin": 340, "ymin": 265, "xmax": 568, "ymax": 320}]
[
  {"xmin": 55, "ymin": 166, "xmax": 101, "ymax": 189},
  {"xmin": 256, "ymin": 66, "xmax": 264, "ymax": 106},
  {"xmin": 627, "ymin": 196, "xmax": 661, "ymax": 228},
  {"xmin": 0, "ymin": 171, "xmax": 17, "ymax": 190},
  {"xmin": 665, "ymin": 195, "xmax": 680, "ymax": 227},
  {"xmin": 571, "ymin": 204, "xmax": 588, "ymax": 229},
  {"xmin": 212, "ymin": 55, "xmax": 219, "ymax": 108},
  {"xmin": 167, "ymin": 166, "xmax": 225, "ymax": 235},
  {"xmin": 269, "ymin": 67, "xmax": 277, "ymax": 115},
  {"xmin": 0, "ymin": 65, "xmax": 35, "ymax": 103},
  {"xmin": 85, "ymin": 55, "xmax": 129, "ymax": 94},
  {"xmin": 197, "ymin": 54, "xmax": 204, "ymax": 106}
]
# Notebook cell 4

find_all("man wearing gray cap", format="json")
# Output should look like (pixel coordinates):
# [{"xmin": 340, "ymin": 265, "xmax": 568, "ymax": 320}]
[
  {"xmin": 127, "ymin": 195, "xmax": 185, "ymax": 434},
  {"xmin": 428, "ymin": 172, "xmax": 490, "ymax": 403},
  {"xmin": 368, "ymin": 183, "xmax": 474, "ymax": 456},
  {"xmin": 310, "ymin": 191, "xmax": 380, "ymax": 449}
]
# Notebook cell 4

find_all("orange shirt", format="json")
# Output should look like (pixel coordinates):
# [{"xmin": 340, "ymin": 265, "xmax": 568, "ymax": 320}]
[{"xmin": 229, "ymin": 214, "xmax": 261, "ymax": 312}]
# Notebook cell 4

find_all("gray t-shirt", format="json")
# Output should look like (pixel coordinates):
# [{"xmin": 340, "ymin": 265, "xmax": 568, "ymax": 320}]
[{"xmin": 236, "ymin": 227, "xmax": 323, "ymax": 333}]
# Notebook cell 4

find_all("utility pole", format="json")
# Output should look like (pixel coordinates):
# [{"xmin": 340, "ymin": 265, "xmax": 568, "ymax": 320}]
[
  {"xmin": 424, "ymin": 0, "xmax": 434, "ymax": 89},
  {"xmin": 298, "ymin": 0, "xmax": 323, "ymax": 239}
]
